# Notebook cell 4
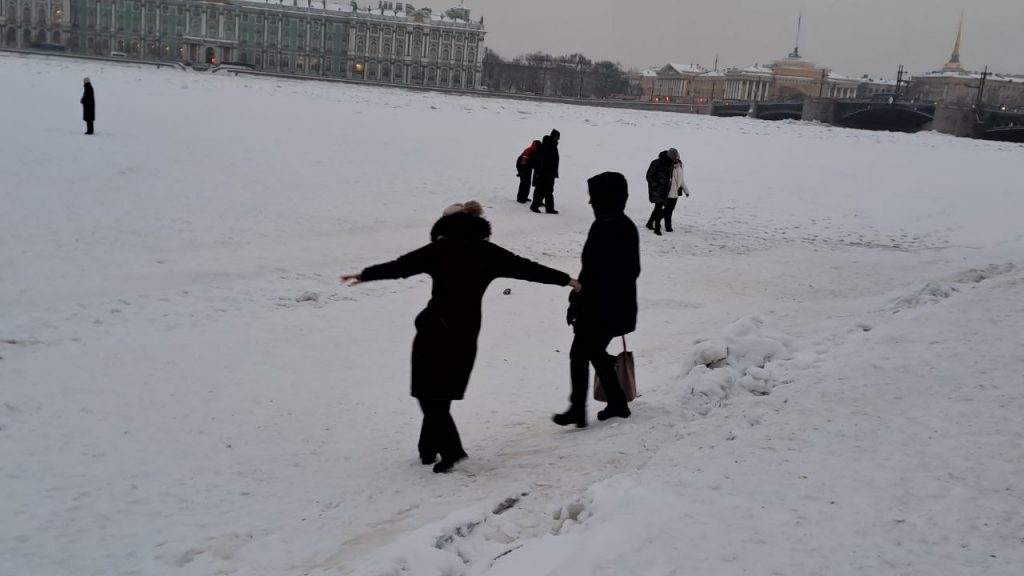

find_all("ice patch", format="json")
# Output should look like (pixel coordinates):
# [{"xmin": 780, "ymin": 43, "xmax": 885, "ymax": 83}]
[{"xmin": 889, "ymin": 263, "xmax": 1016, "ymax": 312}]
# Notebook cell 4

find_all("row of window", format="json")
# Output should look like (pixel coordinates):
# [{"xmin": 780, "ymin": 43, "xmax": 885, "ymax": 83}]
[
  {"xmin": 5, "ymin": 5, "xmax": 63, "ymax": 24},
  {"xmin": 3, "ymin": 25, "xmax": 59, "ymax": 45}
]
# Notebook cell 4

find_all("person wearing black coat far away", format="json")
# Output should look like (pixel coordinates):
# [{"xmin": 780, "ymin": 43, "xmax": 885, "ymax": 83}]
[
  {"xmin": 530, "ymin": 129, "xmax": 561, "ymax": 214},
  {"xmin": 341, "ymin": 202, "xmax": 582, "ymax": 473},
  {"xmin": 81, "ymin": 77, "xmax": 95, "ymax": 135},
  {"xmin": 645, "ymin": 148, "xmax": 677, "ymax": 235},
  {"xmin": 554, "ymin": 172, "xmax": 640, "ymax": 428}
]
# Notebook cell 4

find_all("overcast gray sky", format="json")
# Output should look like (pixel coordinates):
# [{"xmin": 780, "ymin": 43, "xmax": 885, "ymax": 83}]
[{"xmin": 465, "ymin": 0, "xmax": 1023, "ymax": 78}]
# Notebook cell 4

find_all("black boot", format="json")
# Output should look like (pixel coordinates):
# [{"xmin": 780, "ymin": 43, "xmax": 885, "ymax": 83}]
[
  {"xmin": 433, "ymin": 451, "xmax": 468, "ymax": 473},
  {"xmin": 653, "ymin": 225, "xmax": 662, "ymax": 236},
  {"xmin": 664, "ymin": 217, "xmax": 673, "ymax": 232},
  {"xmin": 597, "ymin": 403, "xmax": 631, "ymax": 421},
  {"xmin": 552, "ymin": 406, "xmax": 587, "ymax": 428}
]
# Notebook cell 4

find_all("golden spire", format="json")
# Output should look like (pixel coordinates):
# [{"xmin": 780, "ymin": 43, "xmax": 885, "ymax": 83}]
[{"xmin": 943, "ymin": 12, "xmax": 964, "ymax": 72}]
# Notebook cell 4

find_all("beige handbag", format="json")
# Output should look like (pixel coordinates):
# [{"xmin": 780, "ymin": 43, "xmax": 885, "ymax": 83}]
[{"xmin": 594, "ymin": 336, "xmax": 637, "ymax": 403}]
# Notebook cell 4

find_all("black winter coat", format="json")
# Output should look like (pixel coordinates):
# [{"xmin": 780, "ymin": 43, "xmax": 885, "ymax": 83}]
[
  {"xmin": 81, "ymin": 83, "xmax": 95, "ymax": 122},
  {"xmin": 646, "ymin": 151, "xmax": 673, "ymax": 204},
  {"xmin": 360, "ymin": 213, "xmax": 571, "ymax": 400},
  {"xmin": 533, "ymin": 136, "xmax": 560, "ymax": 188},
  {"xmin": 568, "ymin": 175, "xmax": 640, "ymax": 337}
]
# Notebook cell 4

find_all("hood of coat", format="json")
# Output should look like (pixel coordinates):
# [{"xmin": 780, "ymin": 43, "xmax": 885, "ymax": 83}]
[
  {"xmin": 587, "ymin": 171, "xmax": 628, "ymax": 217},
  {"xmin": 430, "ymin": 212, "xmax": 492, "ymax": 242}
]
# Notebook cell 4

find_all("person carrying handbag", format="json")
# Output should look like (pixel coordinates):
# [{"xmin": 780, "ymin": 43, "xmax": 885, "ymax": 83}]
[{"xmin": 554, "ymin": 172, "xmax": 640, "ymax": 428}]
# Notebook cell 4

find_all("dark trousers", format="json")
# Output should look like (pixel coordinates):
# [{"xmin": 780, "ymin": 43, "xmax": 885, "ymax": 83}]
[
  {"xmin": 517, "ymin": 167, "xmax": 532, "ymax": 202},
  {"xmin": 417, "ymin": 398, "xmax": 465, "ymax": 462},
  {"xmin": 662, "ymin": 197, "xmax": 678, "ymax": 230},
  {"xmin": 646, "ymin": 203, "xmax": 665, "ymax": 230},
  {"xmin": 569, "ymin": 330, "xmax": 628, "ymax": 410},
  {"xmin": 531, "ymin": 184, "xmax": 555, "ymax": 212},
  {"xmin": 85, "ymin": 120, "xmax": 94, "ymax": 134}
]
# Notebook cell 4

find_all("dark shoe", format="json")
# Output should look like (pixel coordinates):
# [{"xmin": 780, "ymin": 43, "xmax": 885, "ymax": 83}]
[
  {"xmin": 432, "ymin": 451, "xmax": 467, "ymax": 474},
  {"xmin": 552, "ymin": 408, "xmax": 587, "ymax": 428},
  {"xmin": 517, "ymin": 198, "xmax": 528, "ymax": 204},
  {"xmin": 597, "ymin": 404, "xmax": 631, "ymax": 421},
  {"xmin": 665, "ymin": 226, "xmax": 673, "ymax": 232},
  {"xmin": 530, "ymin": 206, "xmax": 541, "ymax": 213},
  {"xmin": 645, "ymin": 222, "xmax": 655, "ymax": 230},
  {"xmin": 545, "ymin": 209, "xmax": 559, "ymax": 214},
  {"xmin": 420, "ymin": 454, "xmax": 437, "ymax": 465},
  {"xmin": 654, "ymin": 227, "xmax": 662, "ymax": 236}
]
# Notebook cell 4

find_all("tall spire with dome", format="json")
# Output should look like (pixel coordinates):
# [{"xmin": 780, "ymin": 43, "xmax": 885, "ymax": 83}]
[{"xmin": 942, "ymin": 13, "xmax": 965, "ymax": 72}]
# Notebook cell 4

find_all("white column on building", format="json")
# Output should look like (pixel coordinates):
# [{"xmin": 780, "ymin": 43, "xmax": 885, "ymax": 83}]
[
  {"xmin": 235, "ymin": 14, "xmax": 239, "ymax": 41},
  {"xmin": 185, "ymin": 6, "xmax": 190, "ymax": 36},
  {"xmin": 200, "ymin": 12, "xmax": 205, "ymax": 38},
  {"xmin": 218, "ymin": 12, "xmax": 224, "ymax": 40}
]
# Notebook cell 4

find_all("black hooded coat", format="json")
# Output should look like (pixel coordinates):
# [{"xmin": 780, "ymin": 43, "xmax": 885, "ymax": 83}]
[
  {"xmin": 646, "ymin": 151, "xmax": 674, "ymax": 204},
  {"xmin": 360, "ymin": 212, "xmax": 571, "ymax": 400},
  {"xmin": 567, "ymin": 172, "xmax": 640, "ymax": 336},
  {"xmin": 533, "ymin": 135, "xmax": 560, "ymax": 188},
  {"xmin": 81, "ymin": 82, "xmax": 95, "ymax": 122}
]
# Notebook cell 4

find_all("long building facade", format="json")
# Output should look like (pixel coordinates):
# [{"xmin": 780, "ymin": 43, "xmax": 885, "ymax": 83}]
[{"xmin": 0, "ymin": 0, "xmax": 486, "ymax": 87}]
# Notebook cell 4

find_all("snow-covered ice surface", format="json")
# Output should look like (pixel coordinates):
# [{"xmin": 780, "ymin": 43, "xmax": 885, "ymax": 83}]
[{"xmin": 2, "ymin": 53, "xmax": 1023, "ymax": 576}]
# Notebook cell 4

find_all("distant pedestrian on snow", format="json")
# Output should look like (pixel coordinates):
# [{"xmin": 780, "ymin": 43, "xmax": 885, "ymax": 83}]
[
  {"xmin": 516, "ymin": 139, "xmax": 542, "ymax": 204},
  {"xmin": 530, "ymin": 129, "xmax": 561, "ymax": 214},
  {"xmin": 663, "ymin": 152, "xmax": 691, "ymax": 232},
  {"xmin": 341, "ymin": 201, "xmax": 581, "ymax": 473},
  {"xmin": 81, "ymin": 77, "xmax": 95, "ymax": 135},
  {"xmin": 554, "ymin": 172, "xmax": 639, "ymax": 428},
  {"xmin": 644, "ymin": 148, "xmax": 677, "ymax": 235}
]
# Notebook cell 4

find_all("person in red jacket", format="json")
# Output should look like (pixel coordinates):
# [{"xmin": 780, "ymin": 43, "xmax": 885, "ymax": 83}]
[{"xmin": 516, "ymin": 140, "xmax": 541, "ymax": 203}]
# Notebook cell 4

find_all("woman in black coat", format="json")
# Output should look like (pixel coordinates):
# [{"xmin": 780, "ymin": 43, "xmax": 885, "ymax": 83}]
[
  {"xmin": 530, "ymin": 130, "xmax": 561, "ymax": 214},
  {"xmin": 81, "ymin": 78, "xmax": 95, "ymax": 135},
  {"xmin": 341, "ymin": 203, "xmax": 580, "ymax": 473},
  {"xmin": 645, "ymin": 148, "xmax": 677, "ymax": 235},
  {"xmin": 555, "ymin": 172, "xmax": 640, "ymax": 428}
]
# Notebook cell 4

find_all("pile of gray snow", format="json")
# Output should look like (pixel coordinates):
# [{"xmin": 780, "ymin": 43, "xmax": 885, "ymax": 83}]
[{"xmin": 679, "ymin": 316, "xmax": 797, "ymax": 415}]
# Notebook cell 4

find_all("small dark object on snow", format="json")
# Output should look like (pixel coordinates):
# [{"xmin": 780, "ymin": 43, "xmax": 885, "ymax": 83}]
[{"xmin": 502, "ymin": 288, "xmax": 511, "ymax": 295}]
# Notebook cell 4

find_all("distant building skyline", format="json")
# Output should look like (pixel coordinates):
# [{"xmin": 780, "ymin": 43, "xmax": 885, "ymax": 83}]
[{"xmin": 469, "ymin": 0, "xmax": 1024, "ymax": 80}]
